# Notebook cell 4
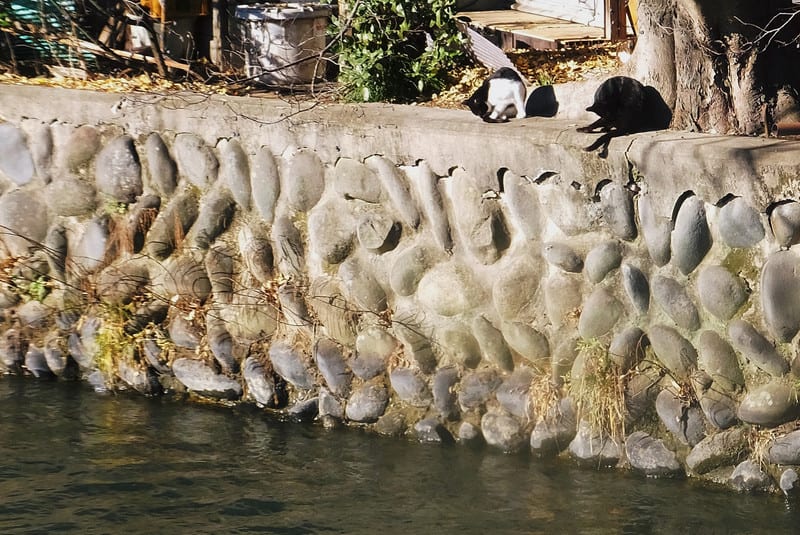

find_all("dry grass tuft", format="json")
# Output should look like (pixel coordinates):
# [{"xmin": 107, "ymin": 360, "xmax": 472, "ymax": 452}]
[
  {"xmin": 748, "ymin": 427, "xmax": 778, "ymax": 469},
  {"xmin": 528, "ymin": 372, "xmax": 564, "ymax": 425},
  {"xmin": 570, "ymin": 337, "xmax": 628, "ymax": 444}
]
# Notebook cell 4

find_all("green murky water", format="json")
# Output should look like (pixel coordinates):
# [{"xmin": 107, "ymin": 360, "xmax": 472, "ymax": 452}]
[{"xmin": 0, "ymin": 377, "xmax": 797, "ymax": 534}]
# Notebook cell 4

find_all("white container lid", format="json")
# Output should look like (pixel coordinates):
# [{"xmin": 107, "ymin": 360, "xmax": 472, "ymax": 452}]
[{"xmin": 234, "ymin": 3, "xmax": 332, "ymax": 21}]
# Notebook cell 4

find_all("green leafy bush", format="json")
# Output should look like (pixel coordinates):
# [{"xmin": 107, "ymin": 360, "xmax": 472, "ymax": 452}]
[{"xmin": 331, "ymin": 0, "xmax": 466, "ymax": 103}]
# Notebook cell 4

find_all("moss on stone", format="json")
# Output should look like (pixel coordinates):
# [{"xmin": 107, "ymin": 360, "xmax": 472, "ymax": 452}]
[{"xmin": 721, "ymin": 248, "xmax": 759, "ymax": 286}]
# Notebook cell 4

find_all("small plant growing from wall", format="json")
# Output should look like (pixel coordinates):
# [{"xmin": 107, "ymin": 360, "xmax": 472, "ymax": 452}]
[
  {"xmin": 104, "ymin": 200, "xmax": 129, "ymax": 216},
  {"xmin": 93, "ymin": 301, "xmax": 176, "ymax": 384},
  {"xmin": 331, "ymin": 0, "xmax": 466, "ymax": 103},
  {"xmin": 25, "ymin": 276, "xmax": 49, "ymax": 302},
  {"xmin": 3, "ymin": 259, "xmax": 51, "ymax": 303},
  {"xmin": 94, "ymin": 303, "xmax": 137, "ymax": 378}
]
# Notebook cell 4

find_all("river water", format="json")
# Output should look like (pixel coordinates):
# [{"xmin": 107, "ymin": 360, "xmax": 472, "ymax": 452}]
[{"xmin": 0, "ymin": 377, "xmax": 797, "ymax": 534}]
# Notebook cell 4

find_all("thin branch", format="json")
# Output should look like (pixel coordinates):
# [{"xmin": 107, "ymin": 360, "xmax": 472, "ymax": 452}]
[
  {"xmin": 733, "ymin": 9, "xmax": 800, "ymax": 52},
  {"xmin": 65, "ymin": 38, "xmax": 193, "ymax": 73}
]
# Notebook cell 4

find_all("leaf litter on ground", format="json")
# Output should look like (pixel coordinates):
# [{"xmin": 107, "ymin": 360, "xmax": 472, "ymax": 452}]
[{"xmin": 0, "ymin": 43, "xmax": 622, "ymax": 108}]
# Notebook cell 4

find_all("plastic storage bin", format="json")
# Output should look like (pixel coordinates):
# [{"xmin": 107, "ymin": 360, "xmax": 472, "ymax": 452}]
[{"xmin": 234, "ymin": 3, "xmax": 332, "ymax": 85}]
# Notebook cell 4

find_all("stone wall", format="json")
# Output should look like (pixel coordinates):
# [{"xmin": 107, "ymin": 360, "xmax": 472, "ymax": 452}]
[{"xmin": 3, "ymin": 85, "xmax": 800, "ymax": 494}]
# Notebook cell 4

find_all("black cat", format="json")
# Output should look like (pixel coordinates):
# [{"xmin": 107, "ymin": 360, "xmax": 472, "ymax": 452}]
[
  {"xmin": 463, "ymin": 67, "xmax": 527, "ymax": 123},
  {"xmin": 578, "ymin": 76, "xmax": 651, "ymax": 156}
]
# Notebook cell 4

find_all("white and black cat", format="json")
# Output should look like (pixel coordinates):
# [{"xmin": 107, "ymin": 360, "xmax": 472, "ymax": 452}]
[
  {"xmin": 463, "ymin": 67, "xmax": 527, "ymax": 123},
  {"xmin": 578, "ymin": 76, "xmax": 649, "ymax": 156}
]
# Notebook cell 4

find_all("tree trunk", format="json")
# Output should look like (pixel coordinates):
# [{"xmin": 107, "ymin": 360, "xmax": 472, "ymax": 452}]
[{"xmin": 628, "ymin": 0, "xmax": 800, "ymax": 135}]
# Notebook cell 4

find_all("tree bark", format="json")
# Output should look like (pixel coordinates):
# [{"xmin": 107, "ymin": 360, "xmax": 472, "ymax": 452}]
[{"xmin": 628, "ymin": 0, "xmax": 800, "ymax": 135}]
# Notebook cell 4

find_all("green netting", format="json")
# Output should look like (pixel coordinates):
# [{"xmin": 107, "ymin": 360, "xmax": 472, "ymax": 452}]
[{"xmin": 5, "ymin": 0, "xmax": 97, "ymax": 67}]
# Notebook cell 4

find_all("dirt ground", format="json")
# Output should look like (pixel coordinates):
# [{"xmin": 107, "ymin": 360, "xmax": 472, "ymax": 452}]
[{"xmin": 0, "ymin": 43, "xmax": 622, "ymax": 109}]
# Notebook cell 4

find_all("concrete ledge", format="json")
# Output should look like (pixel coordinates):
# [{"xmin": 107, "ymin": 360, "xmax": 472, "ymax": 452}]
[{"xmin": 2, "ymin": 84, "xmax": 798, "ymax": 217}]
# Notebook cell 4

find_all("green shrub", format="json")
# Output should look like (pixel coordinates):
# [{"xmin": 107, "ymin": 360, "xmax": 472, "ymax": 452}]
[{"xmin": 331, "ymin": 0, "xmax": 466, "ymax": 103}]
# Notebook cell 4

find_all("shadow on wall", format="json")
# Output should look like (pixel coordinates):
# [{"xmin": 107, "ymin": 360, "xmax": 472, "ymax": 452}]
[{"xmin": 525, "ymin": 85, "xmax": 559, "ymax": 118}]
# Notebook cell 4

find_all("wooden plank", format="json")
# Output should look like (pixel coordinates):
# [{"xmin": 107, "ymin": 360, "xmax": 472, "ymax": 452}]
[{"xmin": 458, "ymin": 9, "xmax": 605, "ymax": 49}]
